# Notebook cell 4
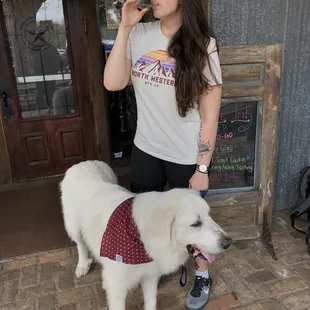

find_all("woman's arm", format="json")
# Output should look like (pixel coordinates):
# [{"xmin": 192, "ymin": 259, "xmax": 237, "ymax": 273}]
[
  {"xmin": 197, "ymin": 86, "xmax": 222, "ymax": 167},
  {"xmin": 189, "ymin": 37, "xmax": 222, "ymax": 191},
  {"xmin": 189, "ymin": 86, "xmax": 222, "ymax": 191},
  {"xmin": 103, "ymin": 0, "xmax": 148, "ymax": 91},
  {"xmin": 103, "ymin": 27, "xmax": 132, "ymax": 91}
]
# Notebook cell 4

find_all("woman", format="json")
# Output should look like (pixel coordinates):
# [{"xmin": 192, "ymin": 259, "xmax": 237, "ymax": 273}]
[{"xmin": 104, "ymin": 0, "xmax": 222, "ymax": 309}]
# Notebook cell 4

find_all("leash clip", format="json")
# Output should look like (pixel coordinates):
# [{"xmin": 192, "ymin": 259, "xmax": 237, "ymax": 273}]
[{"xmin": 179, "ymin": 264, "xmax": 187, "ymax": 287}]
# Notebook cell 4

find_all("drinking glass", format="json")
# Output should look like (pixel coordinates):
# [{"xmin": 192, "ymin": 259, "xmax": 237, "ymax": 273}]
[{"xmin": 138, "ymin": 0, "xmax": 152, "ymax": 9}]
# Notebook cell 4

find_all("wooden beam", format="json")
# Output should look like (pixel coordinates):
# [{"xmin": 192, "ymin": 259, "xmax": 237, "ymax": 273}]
[
  {"xmin": 222, "ymin": 85, "xmax": 264, "ymax": 98},
  {"xmin": 220, "ymin": 45, "xmax": 267, "ymax": 65},
  {"xmin": 0, "ymin": 1, "xmax": 12, "ymax": 184},
  {"xmin": 0, "ymin": 114, "xmax": 12, "ymax": 184},
  {"xmin": 203, "ymin": 0, "xmax": 209, "ymax": 18},
  {"xmin": 257, "ymin": 44, "xmax": 282, "ymax": 227},
  {"xmin": 84, "ymin": 0, "xmax": 112, "ymax": 164}
]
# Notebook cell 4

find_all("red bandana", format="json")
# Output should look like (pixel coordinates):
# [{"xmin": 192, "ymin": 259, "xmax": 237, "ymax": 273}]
[{"xmin": 100, "ymin": 197, "xmax": 153, "ymax": 264}]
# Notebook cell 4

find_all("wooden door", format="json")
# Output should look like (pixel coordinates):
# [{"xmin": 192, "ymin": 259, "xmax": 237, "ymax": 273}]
[{"xmin": 0, "ymin": 0, "xmax": 98, "ymax": 181}]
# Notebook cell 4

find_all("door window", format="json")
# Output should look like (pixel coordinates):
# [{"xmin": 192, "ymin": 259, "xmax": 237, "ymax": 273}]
[{"xmin": 2, "ymin": 0, "xmax": 76, "ymax": 118}]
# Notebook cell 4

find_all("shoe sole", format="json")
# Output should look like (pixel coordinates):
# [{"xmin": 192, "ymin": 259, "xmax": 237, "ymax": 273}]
[
  {"xmin": 186, "ymin": 300, "xmax": 208, "ymax": 310},
  {"xmin": 185, "ymin": 278, "xmax": 212, "ymax": 310}
]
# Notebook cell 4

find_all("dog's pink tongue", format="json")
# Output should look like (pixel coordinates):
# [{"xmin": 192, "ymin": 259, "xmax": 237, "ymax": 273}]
[{"xmin": 201, "ymin": 252, "xmax": 216, "ymax": 263}]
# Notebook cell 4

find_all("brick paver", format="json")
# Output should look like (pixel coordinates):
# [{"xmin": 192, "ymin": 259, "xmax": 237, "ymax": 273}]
[{"xmin": 0, "ymin": 213, "xmax": 309, "ymax": 310}]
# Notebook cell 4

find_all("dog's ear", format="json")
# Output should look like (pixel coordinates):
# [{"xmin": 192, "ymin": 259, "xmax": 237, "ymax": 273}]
[{"xmin": 142, "ymin": 208, "xmax": 175, "ymax": 248}]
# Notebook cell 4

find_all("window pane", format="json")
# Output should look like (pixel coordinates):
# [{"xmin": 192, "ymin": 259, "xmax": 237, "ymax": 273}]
[{"xmin": 3, "ymin": 0, "xmax": 76, "ymax": 118}]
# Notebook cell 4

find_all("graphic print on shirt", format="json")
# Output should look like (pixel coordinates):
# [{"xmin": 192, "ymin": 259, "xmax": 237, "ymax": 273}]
[{"xmin": 132, "ymin": 50, "xmax": 176, "ymax": 88}]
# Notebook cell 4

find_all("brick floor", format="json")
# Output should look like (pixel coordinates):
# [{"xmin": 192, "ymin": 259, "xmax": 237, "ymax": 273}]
[{"xmin": 0, "ymin": 213, "xmax": 309, "ymax": 310}]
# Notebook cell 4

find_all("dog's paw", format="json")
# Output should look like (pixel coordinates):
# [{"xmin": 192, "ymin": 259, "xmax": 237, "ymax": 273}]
[{"xmin": 75, "ymin": 258, "xmax": 93, "ymax": 278}]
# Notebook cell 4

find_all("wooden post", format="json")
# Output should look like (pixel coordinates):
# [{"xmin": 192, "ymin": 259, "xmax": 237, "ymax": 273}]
[
  {"xmin": 84, "ymin": 0, "xmax": 112, "ymax": 164},
  {"xmin": 0, "ymin": 113, "xmax": 12, "ymax": 184},
  {"xmin": 257, "ymin": 44, "xmax": 282, "ymax": 227}
]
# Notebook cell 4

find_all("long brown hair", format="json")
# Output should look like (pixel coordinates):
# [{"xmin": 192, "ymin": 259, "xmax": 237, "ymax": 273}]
[{"xmin": 167, "ymin": 0, "xmax": 220, "ymax": 117}]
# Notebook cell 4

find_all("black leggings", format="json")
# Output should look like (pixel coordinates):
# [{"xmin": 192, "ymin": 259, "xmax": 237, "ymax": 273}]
[{"xmin": 130, "ymin": 144, "xmax": 196, "ymax": 193}]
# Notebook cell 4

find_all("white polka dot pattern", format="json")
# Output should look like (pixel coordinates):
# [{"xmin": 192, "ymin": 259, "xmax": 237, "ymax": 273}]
[{"xmin": 100, "ymin": 197, "xmax": 153, "ymax": 265}]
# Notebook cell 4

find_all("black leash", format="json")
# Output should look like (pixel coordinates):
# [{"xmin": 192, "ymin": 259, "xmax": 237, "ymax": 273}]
[{"xmin": 179, "ymin": 264, "xmax": 188, "ymax": 288}]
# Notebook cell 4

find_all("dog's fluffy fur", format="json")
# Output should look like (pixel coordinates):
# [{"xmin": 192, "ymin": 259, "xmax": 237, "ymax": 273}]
[{"xmin": 60, "ymin": 160, "xmax": 230, "ymax": 310}]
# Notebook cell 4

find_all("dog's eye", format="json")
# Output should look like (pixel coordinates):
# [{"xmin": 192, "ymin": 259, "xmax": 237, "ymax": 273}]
[{"xmin": 191, "ymin": 220, "xmax": 202, "ymax": 228}]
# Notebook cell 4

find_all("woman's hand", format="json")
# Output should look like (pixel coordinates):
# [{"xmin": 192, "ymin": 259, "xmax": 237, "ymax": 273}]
[
  {"xmin": 189, "ymin": 171, "xmax": 209, "ymax": 192},
  {"xmin": 120, "ymin": 0, "xmax": 149, "ymax": 29}
]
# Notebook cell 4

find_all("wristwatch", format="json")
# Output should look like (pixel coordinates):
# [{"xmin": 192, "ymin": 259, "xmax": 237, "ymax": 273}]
[{"xmin": 196, "ymin": 164, "xmax": 209, "ymax": 174}]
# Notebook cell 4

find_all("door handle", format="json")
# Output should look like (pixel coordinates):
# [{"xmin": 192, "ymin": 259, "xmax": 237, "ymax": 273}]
[{"xmin": 0, "ymin": 91, "xmax": 13, "ymax": 118}]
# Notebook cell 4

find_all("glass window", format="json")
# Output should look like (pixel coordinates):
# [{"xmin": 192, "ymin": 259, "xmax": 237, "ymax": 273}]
[{"xmin": 2, "ymin": 0, "xmax": 76, "ymax": 118}]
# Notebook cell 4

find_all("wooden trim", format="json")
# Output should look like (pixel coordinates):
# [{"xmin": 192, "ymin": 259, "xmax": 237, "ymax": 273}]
[
  {"xmin": 208, "ymin": 191, "xmax": 258, "ymax": 228},
  {"xmin": 0, "ymin": 1, "xmax": 12, "ymax": 184},
  {"xmin": 220, "ymin": 45, "xmax": 267, "ymax": 65},
  {"xmin": 207, "ymin": 191, "xmax": 258, "ymax": 208},
  {"xmin": 203, "ymin": 0, "xmax": 209, "ymax": 18},
  {"xmin": 0, "ymin": 174, "xmax": 62, "ymax": 193},
  {"xmin": 84, "ymin": 0, "xmax": 111, "ymax": 163},
  {"xmin": 222, "ymin": 85, "xmax": 264, "ymax": 98},
  {"xmin": 212, "ymin": 205, "xmax": 256, "ymax": 228},
  {"xmin": 0, "ymin": 1, "xmax": 20, "ymax": 122},
  {"xmin": 0, "ymin": 113, "xmax": 12, "ymax": 184},
  {"xmin": 225, "ymin": 226, "xmax": 260, "ymax": 241},
  {"xmin": 257, "ymin": 44, "xmax": 282, "ymax": 227}
]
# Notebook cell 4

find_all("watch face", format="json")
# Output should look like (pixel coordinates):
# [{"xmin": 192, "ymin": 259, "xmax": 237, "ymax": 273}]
[{"xmin": 199, "ymin": 165, "xmax": 208, "ymax": 172}]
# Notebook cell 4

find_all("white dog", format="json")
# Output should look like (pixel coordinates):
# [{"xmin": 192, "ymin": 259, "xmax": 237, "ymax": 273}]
[{"xmin": 60, "ymin": 160, "xmax": 231, "ymax": 310}]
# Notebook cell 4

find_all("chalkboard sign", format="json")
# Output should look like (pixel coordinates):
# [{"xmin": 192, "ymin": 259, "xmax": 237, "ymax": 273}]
[{"xmin": 209, "ymin": 101, "xmax": 258, "ymax": 189}]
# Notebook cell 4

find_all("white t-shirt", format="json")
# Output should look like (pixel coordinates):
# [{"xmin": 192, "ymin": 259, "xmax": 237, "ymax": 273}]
[{"xmin": 126, "ymin": 21, "xmax": 222, "ymax": 165}]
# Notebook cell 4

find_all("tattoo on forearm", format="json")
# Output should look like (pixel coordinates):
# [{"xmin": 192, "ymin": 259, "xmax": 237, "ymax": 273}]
[
  {"xmin": 198, "ymin": 140, "xmax": 212, "ymax": 158},
  {"xmin": 198, "ymin": 124, "xmax": 212, "ymax": 158}
]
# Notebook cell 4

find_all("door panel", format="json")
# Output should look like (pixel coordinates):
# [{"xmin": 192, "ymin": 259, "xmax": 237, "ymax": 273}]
[{"xmin": 0, "ymin": 0, "xmax": 97, "ymax": 180}]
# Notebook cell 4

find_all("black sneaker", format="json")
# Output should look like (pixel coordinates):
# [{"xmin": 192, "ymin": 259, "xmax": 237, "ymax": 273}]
[{"xmin": 186, "ymin": 275, "xmax": 212, "ymax": 310}]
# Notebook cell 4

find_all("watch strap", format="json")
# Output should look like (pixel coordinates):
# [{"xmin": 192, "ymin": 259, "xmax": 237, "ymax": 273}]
[{"xmin": 196, "ymin": 164, "xmax": 209, "ymax": 174}]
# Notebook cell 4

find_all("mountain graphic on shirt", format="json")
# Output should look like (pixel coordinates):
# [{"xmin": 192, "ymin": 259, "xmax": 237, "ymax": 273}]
[
  {"xmin": 133, "ymin": 50, "xmax": 176, "ymax": 79},
  {"xmin": 166, "ymin": 68, "xmax": 176, "ymax": 78},
  {"xmin": 137, "ymin": 59, "xmax": 167, "ymax": 77}
]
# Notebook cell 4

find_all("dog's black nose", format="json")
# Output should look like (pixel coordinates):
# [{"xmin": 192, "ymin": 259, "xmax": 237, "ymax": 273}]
[{"xmin": 221, "ymin": 236, "xmax": 232, "ymax": 250}]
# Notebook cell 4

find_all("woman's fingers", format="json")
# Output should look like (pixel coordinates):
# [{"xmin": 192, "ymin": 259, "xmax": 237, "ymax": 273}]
[
  {"xmin": 123, "ymin": 0, "xmax": 138, "ymax": 8},
  {"xmin": 139, "ymin": 7, "xmax": 150, "ymax": 17}
]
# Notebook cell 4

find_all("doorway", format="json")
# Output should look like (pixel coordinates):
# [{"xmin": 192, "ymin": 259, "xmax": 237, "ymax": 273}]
[{"xmin": 0, "ymin": 0, "xmax": 98, "ymax": 181}]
